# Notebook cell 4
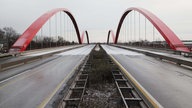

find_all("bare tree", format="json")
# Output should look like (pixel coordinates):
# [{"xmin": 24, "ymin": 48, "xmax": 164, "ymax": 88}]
[
  {"xmin": 0, "ymin": 28, "xmax": 5, "ymax": 39},
  {"xmin": 3, "ymin": 27, "xmax": 19, "ymax": 49}
]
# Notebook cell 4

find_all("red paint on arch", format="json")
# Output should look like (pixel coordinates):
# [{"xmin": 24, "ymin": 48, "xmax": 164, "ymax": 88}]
[
  {"xmin": 11, "ymin": 8, "xmax": 81, "ymax": 52},
  {"xmin": 115, "ymin": 7, "xmax": 190, "ymax": 52},
  {"xmin": 107, "ymin": 30, "xmax": 115, "ymax": 44},
  {"xmin": 81, "ymin": 31, "xmax": 89, "ymax": 44}
]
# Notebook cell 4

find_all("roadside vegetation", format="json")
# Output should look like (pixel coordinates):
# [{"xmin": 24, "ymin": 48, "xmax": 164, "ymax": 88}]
[{"xmin": 0, "ymin": 27, "xmax": 77, "ymax": 53}]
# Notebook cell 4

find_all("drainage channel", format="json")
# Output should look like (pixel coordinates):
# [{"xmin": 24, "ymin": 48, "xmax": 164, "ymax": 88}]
[
  {"xmin": 57, "ymin": 44, "xmax": 157, "ymax": 108},
  {"xmin": 58, "ymin": 59, "xmax": 91, "ymax": 108},
  {"xmin": 109, "ymin": 59, "xmax": 148, "ymax": 108}
]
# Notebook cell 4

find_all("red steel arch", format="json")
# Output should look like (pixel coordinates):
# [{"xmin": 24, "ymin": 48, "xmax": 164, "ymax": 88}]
[
  {"xmin": 11, "ymin": 8, "xmax": 82, "ymax": 52},
  {"xmin": 81, "ymin": 31, "xmax": 89, "ymax": 44},
  {"xmin": 115, "ymin": 7, "xmax": 190, "ymax": 52},
  {"xmin": 107, "ymin": 30, "xmax": 115, "ymax": 44}
]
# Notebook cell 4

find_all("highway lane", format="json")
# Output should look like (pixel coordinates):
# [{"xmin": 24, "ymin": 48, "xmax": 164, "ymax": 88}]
[
  {"xmin": 23, "ymin": 45, "xmax": 83, "ymax": 56},
  {"xmin": 0, "ymin": 45, "xmax": 94, "ymax": 108},
  {"xmin": 114, "ymin": 44, "xmax": 192, "ymax": 62},
  {"xmin": 0, "ymin": 45, "xmax": 83, "ymax": 64},
  {"xmin": 102, "ymin": 45, "xmax": 192, "ymax": 108}
]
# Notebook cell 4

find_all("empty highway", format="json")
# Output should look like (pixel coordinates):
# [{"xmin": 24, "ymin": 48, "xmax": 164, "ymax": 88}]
[
  {"xmin": 102, "ymin": 45, "xmax": 192, "ymax": 108},
  {"xmin": 0, "ymin": 45, "xmax": 83, "ymax": 64},
  {"xmin": 0, "ymin": 45, "xmax": 94, "ymax": 108}
]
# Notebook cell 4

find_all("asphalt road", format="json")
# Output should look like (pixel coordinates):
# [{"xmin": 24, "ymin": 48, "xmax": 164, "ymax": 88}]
[
  {"xmin": 114, "ymin": 44, "xmax": 192, "ymax": 62},
  {"xmin": 0, "ymin": 45, "xmax": 94, "ymax": 108},
  {"xmin": 0, "ymin": 45, "xmax": 82, "ymax": 64},
  {"xmin": 102, "ymin": 45, "xmax": 192, "ymax": 108}
]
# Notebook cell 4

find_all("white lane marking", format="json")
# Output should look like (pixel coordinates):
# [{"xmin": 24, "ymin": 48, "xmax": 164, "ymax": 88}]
[
  {"xmin": 0, "ymin": 69, "xmax": 31, "ymax": 85},
  {"xmin": 110, "ymin": 55, "xmax": 163, "ymax": 108},
  {"xmin": 38, "ymin": 54, "xmax": 86, "ymax": 108}
]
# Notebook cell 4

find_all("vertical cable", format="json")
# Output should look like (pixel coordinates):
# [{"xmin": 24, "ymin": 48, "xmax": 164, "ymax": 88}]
[
  {"xmin": 60, "ymin": 12, "xmax": 62, "ymax": 46},
  {"xmin": 139, "ymin": 13, "xmax": 140, "ymax": 41},
  {"xmin": 41, "ymin": 28, "xmax": 43, "ymax": 48},
  {"xmin": 130, "ymin": 12, "xmax": 132, "ymax": 42},
  {"xmin": 49, "ymin": 19, "xmax": 51, "ymax": 47},
  {"xmin": 72, "ymin": 24, "xmax": 73, "ymax": 44},
  {"xmin": 66, "ymin": 17, "xmax": 69, "ymax": 41},
  {"xmin": 153, "ymin": 26, "xmax": 155, "ymax": 47},
  {"xmin": 129, "ymin": 14, "xmax": 131, "ymax": 43},
  {"xmin": 63, "ymin": 13, "xmax": 65, "ymax": 43},
  {"xmin": 125, "ymin": 17, "xmax": 127, "ymax": 43},
  {"xmin": 124, "ymin": 18, "xmax": 125, "ymax": 43},
  {"xmin": 153, "ymin": 26, "xmax": 155, "ymax": 42},
  {"xmin": 127, "ymin": 15, "xmax": 129, "ymax": 43},
  {"xmin": 124, "ymin": 19, "xmax": 126, "ymax": 43},
  {"xmin": 71, "ymin": 21, "xmax": 74, "ymax": 42},
  {"xmin": 69, "ymin": 19, "xmax": 71, "ymax": 43},
  {"xmin": 36, "ymin": 35, "xmax": 37, "ymax": 49},
  {"xmin": 145, "ymin": 17, "xmax": 146, "ymax": 41},
  {"xmin": 68, "ymin": 19, "xmax": 70, "ymax": 43},
  {"xmin": 128, "ymin": 15, "xmax": 130, "ymax": 43},
  {"xmin": 129, "ymin": 14, "xmax": 130, "ymax": 43},
  {"xmin": 65, "ymin": 14, "xmax": 67, "ymax": 43},
  {"xmin": 70, "ymin": 21, "xmax": 73, "ymax": 42},
  {"xmin": 134, "ymin": 10, "xmax": 136, "ymax": 42},
  {"xmin": 70, "ymin": 20, "xmax": 72, "ymax": 43},
  {"xmin": 55, "ymin": 14, "xmax": 57, "ymax": 47},
  {"xmin": 70, "ymin": 21, "xmax": 72, "ymax": 44}
]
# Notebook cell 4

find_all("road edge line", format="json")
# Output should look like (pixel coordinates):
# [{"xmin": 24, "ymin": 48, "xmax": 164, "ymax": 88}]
[
  {"xmin": 109, "ymin": 54, "xmax": 163, "ymax": 108},
  {"xmin": 37, "ymin": 58, "xmax": 84, "ymax": 108}
]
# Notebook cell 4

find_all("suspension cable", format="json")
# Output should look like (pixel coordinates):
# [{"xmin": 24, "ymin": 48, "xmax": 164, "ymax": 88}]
[{"xmin": 145, "ymin": 17, "xmax": 146, "ymax": 41}]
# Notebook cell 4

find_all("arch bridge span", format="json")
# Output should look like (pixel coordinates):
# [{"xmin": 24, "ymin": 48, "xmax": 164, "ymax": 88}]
[
  {"xmin": 81, "ymin": 31, "xmax": 89, "ymax": 44},
  {"xmin": 114, "ymin": 7, "xmax": 190, "ymax": 52},
  {"xmin": 11, "ymin": 8, "xmax": 82, "ymax": 52},
  {"xmin": 107, "ymin": 30, "xmax": 115, "ymax": 44}
]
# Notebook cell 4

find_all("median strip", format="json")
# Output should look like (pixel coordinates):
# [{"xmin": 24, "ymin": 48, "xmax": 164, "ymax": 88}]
[{"xmin": 55, "ymin": 44, "xmax": 161, "ymax": 108}]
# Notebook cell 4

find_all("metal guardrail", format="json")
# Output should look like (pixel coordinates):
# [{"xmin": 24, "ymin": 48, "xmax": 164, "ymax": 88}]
[
  {"xmin": 0, "ymin": 45, "xmax": 84, "ymax": 71},
  {"xmin": 112, "ymin": 44, "xmax": 192, "ymax": 67}
]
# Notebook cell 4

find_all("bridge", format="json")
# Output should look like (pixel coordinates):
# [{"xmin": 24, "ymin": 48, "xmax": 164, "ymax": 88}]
[{"xmin": 0, "ymin": 7, "xmax": 192, "ymax": 108}]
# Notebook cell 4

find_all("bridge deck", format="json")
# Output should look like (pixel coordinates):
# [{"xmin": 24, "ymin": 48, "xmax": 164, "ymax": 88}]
[
  {"xmin": 0, "ymin": 45, "xmax": 94, "ymax": 108},
  {"xmin": 114, "ymin": 45, "xmax": 192, "ymax": 63},
  {"xmin": 0, "ymin": 45, "xmax": 82, "ymax": 64},
  {"xmin": 102, "ymin": 45, "xmax": 192, "ymax": 108}
]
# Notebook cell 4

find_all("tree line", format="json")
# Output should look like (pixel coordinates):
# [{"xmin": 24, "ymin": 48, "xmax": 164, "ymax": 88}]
[{"xmin": 0, "ymin": 27, "xmax": 77, "ymax": 53}]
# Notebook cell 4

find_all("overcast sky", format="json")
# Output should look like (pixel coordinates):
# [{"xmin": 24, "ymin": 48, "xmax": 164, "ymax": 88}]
[{"xmin": 0, "ymin": 0, "xmax": 192, "ymax": 42}]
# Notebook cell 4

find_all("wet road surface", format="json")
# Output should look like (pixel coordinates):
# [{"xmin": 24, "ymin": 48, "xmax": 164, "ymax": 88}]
[
  {"xmin": 0, "ymin": 45, "xmax": 94, "ymax": 108},
  {"xmin": 102, "ymin": 45, "xmax": 192, "ymax": 108},
  {"xmin": 0, "ymin": 45, "xmax": 82, "ymax": 64}
]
